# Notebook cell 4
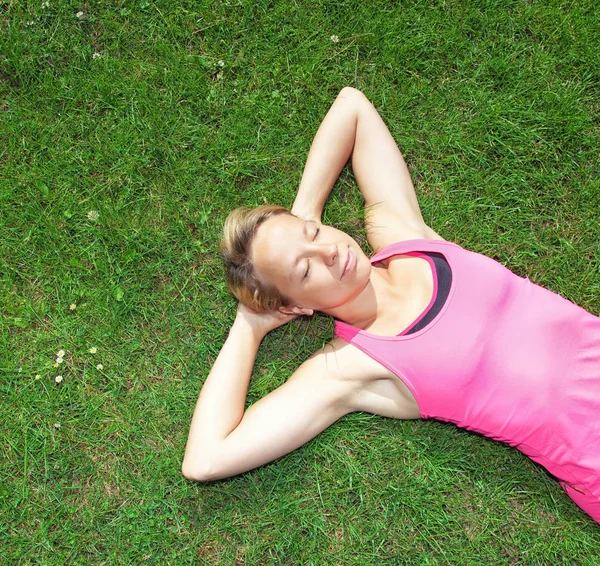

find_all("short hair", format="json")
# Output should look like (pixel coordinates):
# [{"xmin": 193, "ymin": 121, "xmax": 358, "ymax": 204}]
[{"xmin": 221, "ymin": 204, "xmax": 293, "ymax": 312}]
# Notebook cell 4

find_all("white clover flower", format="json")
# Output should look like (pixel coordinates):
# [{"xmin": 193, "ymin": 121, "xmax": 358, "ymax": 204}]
[
  {"xmin": 76, "ymin": 11, "xmax": 84, "ymax": 18},
  {"xmin": 96, "ymin": 364, "xmax": 103, "ymax": 370},
  {"xmin": 69, "ymin": 303, "xmax": 77, "ymax": 310},
  {"xmin": 54, "ymin": 422, "xmax": 61, "ymax": 429},
  {"xmin": 56, "ymin": 357, "xmax": 63, "ymax": 364},
  {"xmin": 218, "ymin": 60, "xmax": 225, "ymax": 67},
  {"xmin": 55, "ymin": 375, "xmax": 63, "ymax": 383},
  {"xmin": 57, "ymin": 350, "xmax": 65, "ymax": 357},
  {"xmin": 330, "ymin": 35, "xmax": 339, "ymax": 43},
  {"xmin": 92, "ymin": 52, "xmax": 101, "ymax": 59},
  {"xmin": 87, "ymin": 210, "xmax": 99, "ymax": 221},
  {"xmin": 89, "ymin": 347, "xmax": 97, "ymax": 354}
]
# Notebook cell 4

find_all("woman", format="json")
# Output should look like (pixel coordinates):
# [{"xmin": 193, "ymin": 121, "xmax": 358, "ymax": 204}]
[{"xmin": 182, "ymin": 87, "xmax": 600, "ymax": 523}]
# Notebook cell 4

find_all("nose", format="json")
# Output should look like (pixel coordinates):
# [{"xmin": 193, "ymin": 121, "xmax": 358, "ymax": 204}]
[{"xmin": 315, "ymin": 242, "xmax": 338, "ymax": 266}]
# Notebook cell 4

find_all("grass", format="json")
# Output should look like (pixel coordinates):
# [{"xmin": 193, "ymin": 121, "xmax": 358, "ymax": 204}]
[{"xmin": 1, "ymin": 0, "xmax": 599, "ymax": 563}]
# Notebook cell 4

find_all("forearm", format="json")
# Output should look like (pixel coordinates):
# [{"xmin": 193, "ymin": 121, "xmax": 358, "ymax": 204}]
[
  {"xmin": 292, "ymin": 87, "xmax": 361, "ymax": 221},
  {"xmin": 183, "ymin": 319, "xmax": 264, "ymax": 462}
]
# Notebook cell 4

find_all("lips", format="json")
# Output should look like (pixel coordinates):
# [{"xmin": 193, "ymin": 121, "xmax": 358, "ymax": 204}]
[{"xmin": 342, "ymin": 249, "xmax": 355, "ymax": 278}]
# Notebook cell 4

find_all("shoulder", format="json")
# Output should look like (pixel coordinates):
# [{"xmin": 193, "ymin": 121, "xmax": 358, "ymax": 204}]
[
  {"xmin": 290, "ymin": 336, "xmax": 388, "ymax": 387},
  {"xmin": 294, "ymin": 337, "xmax": 420, "ymax": 419},
  {"xmin": 287, "ymin": 336, "xmax": 390, "ymax": 395},
  {"xmin": 365, "ymin": 207, "xmax": 446, "ymax": 253}
]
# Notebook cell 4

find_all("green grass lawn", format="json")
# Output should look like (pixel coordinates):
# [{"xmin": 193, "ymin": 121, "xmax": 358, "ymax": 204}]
[{"xmin": 2, "ymin": 0, "xmax": 599, "ymax": 563}]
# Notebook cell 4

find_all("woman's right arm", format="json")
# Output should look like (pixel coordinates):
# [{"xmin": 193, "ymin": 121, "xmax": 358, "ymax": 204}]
[{"xmin": 181, "ymin": 306, "xmax": 360, "ymax": 481}]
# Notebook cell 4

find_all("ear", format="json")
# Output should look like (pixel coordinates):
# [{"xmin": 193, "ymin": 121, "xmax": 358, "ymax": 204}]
[{"xmin": 279, "ymin": 305, "xmax": 314, "ymax": 317}]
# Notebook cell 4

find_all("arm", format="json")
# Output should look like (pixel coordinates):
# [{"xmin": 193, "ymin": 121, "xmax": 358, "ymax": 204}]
[
  {"xmin": 182, "ymin": 305, "xmax": 358, "ymax": 481},
  {"xmin": 291, "ymin": 88, "xmax": 360, "ymax": 222},
  {"xmin": 292, "ymin": 87, "xmax": 443, "ymax": 248}
]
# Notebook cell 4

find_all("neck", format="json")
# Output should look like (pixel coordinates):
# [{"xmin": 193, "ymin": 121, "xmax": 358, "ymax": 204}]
[{"xmin": 322, "ymin": 266, "xmax": 396, "ymax": 329}]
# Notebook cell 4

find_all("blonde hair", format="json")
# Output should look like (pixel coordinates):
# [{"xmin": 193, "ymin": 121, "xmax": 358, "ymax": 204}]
[{"xmin": 221, "ymin": 204, "xmax": 293, "ymax": 312}]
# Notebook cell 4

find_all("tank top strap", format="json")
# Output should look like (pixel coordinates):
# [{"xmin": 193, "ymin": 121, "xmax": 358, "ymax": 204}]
[
  {"xmin": 369, "ymin": 238, "xmax": 460, "ymax": 265},
  {"xmin": 335, "ymin": 239, "xmax": 461, "ymax": 342}
]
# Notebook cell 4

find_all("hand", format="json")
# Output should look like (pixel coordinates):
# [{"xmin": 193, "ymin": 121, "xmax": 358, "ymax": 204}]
[
  {"xmin": 290, "ymin": 204, "xmax": 321, "ymax": 224},
  {"xmin": 234, "ymin": 303, "xmax": 298, "ymax": 339}
]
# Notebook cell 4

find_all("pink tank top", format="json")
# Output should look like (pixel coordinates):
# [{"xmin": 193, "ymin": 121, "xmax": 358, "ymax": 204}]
[{"xmin": 335, "ymin": 239, "xmax": 600, "ymax": 495}]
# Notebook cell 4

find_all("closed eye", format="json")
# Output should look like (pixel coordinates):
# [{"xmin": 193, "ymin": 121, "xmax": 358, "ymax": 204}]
[{"xmin": 303, "ymin": 226, "xmax": 320, "ymax": 279}]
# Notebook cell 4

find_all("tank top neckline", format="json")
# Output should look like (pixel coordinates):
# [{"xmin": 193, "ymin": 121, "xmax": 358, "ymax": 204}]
[{"xmin": 335, "ymin": 239, "xmax": 457, "ymax": 341}]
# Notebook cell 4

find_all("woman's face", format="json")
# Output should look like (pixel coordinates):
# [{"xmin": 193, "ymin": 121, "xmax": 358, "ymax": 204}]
[{"xmin": 250, "ymin": 214, "xmax": 371, "ymax": 312}]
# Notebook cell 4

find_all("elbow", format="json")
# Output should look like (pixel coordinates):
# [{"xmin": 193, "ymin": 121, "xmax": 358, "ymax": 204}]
[
  {"xmin": 338, "ymin": 86, "xmax": 365, "ymax": 100},
  {"xmin": 181, "ymin": 455, "xmax": 219, "ymax": 482}
]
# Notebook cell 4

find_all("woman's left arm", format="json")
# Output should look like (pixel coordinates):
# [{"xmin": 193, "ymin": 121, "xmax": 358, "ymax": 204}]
[
  {"xmin": 292, "ymin": 87, "xmax": 443, "ymax": 248},
  {"xmin": 291, "ymin": 88, "xmax": 362, "ymax": 222}
]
